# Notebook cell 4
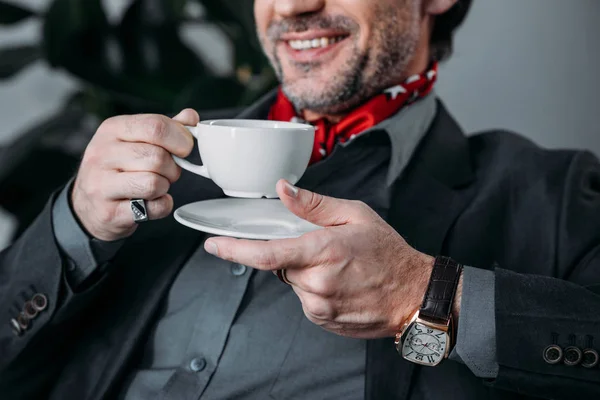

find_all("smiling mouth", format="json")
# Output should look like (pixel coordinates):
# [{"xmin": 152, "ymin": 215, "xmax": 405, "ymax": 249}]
[{"xmin": 286, "ymin": 35, "xmax": 348, "ymax": 51}]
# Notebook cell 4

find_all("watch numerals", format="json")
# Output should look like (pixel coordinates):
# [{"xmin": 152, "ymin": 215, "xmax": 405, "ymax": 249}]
[{"xmin": 402, "ymin": 323, "xmax": 448, "ymax": 365}]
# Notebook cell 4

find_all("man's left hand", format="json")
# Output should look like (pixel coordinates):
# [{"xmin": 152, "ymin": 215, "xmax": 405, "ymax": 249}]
[{"xmin": 204, "ymin": 179, "xmax": 436, "ymax": 339}]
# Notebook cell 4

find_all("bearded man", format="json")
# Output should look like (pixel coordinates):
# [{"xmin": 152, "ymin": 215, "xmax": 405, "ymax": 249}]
[{"xmin": 1, "ymin": 1, "xmax": 599, "ymax": 399}]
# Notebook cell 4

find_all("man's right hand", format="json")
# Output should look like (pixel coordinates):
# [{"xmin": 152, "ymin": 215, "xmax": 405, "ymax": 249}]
[{"xmin": 71, "ymin": 109, "xmax": 199, "ymax": 241}]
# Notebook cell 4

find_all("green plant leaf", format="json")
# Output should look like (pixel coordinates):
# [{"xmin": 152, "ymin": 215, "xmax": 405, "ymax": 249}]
[
  {"xmin": 120, "ymin": 0, "xmax": 187, "ymax": 27},
  {"xmin": 42, "ymin": 0, "xmax": 110, "ymax": 67},
  {"xmin": 0, "ymin": 1, "xmax": 37, "ymax": 25},
  {"xmin": 161, "ymin": 0, "xmax": 187, "ymax": 22},
  {"xmin": 0, "ymin": 45, "xmax": 41, "ymax": 79},
  {"xmin": 113, "ymin": 0, "xmax": 208, "ymax": 102}
]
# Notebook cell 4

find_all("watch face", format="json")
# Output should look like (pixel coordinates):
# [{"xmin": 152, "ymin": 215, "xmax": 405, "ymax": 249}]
[{"xmin": 401, "ymin": 323, "xmax": 448, "ymax": 366}]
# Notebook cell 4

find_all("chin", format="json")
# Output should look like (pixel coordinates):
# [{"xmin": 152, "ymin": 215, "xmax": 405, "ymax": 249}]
[
  {"xmin": 282, "ymin": 82, "xmax": 367, "ymax": 116},
  {"xmin": 282, "ymin": 71, "xmax": 347, "ymax": 105},
  {"xmin": 284, "ymin": 78, "xmax": 325, "ymax": 97}
]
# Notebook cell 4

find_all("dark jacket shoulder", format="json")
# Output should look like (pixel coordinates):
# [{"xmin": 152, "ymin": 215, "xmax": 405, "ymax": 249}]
[{"xmin": 452, "ymin": 128, "xmax": 600, "ymax": 279}]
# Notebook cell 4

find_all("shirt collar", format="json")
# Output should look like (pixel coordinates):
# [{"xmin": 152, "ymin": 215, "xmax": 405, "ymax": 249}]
[{"xmin": 340, "ymin": 93, "xmax": 438, "ymax": 186}]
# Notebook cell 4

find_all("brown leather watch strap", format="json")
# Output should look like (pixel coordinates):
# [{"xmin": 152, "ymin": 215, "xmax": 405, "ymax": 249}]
[{"xmin": 420, "ymin": 256, "xmax": 463, "ymax": 323}]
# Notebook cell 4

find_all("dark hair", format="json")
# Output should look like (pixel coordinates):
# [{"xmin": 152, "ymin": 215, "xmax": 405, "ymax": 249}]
[{"xmin": 430, "ymin": 0, "xmax": 473, "ymax": 61}]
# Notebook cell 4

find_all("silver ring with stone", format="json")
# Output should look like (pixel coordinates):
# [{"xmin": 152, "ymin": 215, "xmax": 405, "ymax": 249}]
[{"xmin": 130, "ymin": 199, "xmax": 149, "ymax": 223}]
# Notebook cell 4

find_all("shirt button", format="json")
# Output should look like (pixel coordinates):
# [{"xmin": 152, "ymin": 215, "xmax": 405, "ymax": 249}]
[
  {"xmin": 189, "ymin": 357, "xmax": 207, "ymax": 372},
  {"xmin": 231, "ymin": 264, "xmax": 247, "ymax": 276}
]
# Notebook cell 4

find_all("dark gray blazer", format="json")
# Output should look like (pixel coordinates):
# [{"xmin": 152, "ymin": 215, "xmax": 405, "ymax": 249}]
[{"xmin": 1, "ymin": 101, "xmax": 600, "ymax": 399}]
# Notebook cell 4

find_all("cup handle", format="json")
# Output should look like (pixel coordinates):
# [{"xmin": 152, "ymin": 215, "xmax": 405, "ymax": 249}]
[{"xmin": 172, "ymin": 125, "xmax": 210, "ymax": 179}]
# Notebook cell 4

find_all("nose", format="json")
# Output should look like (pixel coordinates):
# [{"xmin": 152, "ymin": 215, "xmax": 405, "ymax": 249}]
[{"xmin": 274, "ymin": 0, "xmax": 326, "ymax": 18}]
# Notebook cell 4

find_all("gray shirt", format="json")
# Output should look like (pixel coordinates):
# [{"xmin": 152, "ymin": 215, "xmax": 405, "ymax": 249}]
[{"xmin": 51, "ymin": 94, "xmax": 497, "ymax": 399}]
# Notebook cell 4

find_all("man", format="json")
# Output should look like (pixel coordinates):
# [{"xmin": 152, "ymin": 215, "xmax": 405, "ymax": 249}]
[{"xmin": 1, "ymin": 0, "xmax": 599, "ymax": 398}]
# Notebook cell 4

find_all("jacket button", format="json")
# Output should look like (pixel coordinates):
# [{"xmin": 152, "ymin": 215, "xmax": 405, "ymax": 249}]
[
  {"xmin": 582, "ymin": 349, "xmax": 599, "ymax": 369},
  {"xmin": 23, "ymin": 301, "xmax": 38, "ymax": 319},
  {"xmin": 10, "ymin": 318, "xmax": 22, "ymax": 336},
  {"xmin": 189, "ymin": 357, "xmax": 207, "ymax": 372},
  {"xmin": 32, "ymin": 294, "xmax": 48, "ymax": 312},
  {"xmin": 231, "ymin": 264, "xmax": 247, "ymax": 276},
  {"xmin": 543, "ymin": 345, "xmax": 563, "ymax": 364},
  {"xmin": 563, "ymin": 346, "xmax": 583, "ymax": 366},
  {"xmin": 16, "ymin": 312, "xmax": 29, "ymax": 331}
]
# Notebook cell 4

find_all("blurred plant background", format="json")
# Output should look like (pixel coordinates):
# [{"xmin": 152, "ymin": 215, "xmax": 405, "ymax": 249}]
[{"xmin": 0, "ymin": 0, "xmax": 277, "ymax": 242}]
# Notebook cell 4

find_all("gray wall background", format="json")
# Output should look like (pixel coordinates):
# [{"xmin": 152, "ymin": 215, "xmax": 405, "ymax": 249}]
[{"xmin": 1, "ymin": 0, "xmax": 599, "ymax": 248}]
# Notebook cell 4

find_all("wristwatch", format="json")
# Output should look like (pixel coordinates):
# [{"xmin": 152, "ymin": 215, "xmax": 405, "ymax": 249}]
[{"xmin": 394, "ymin": 256, "xmax": 463, "ymax": 366}]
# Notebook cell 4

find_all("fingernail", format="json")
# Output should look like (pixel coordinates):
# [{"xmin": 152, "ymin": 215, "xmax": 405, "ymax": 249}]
[
  {"xmin": 205, "ymin": 240, "xmax": 218, "ymax": 256},
  {"xmin": 283, "ymin": 181, "xmax": 298, "ymax": 198}
]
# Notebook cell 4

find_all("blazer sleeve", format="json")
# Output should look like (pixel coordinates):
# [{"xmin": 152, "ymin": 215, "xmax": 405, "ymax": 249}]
[
  {"xmin": 490, "ymin": 151, "xmax": 600, "ymax": 398},
  {"xmin": 0, "ymin": 191, "xmax": 114, "ymax": 399}
]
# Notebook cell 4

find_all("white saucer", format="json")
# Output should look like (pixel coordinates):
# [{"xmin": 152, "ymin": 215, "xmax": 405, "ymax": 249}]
[{"xmin": 174, "ymin": 198, "xmax": 322, "ymax": 240}]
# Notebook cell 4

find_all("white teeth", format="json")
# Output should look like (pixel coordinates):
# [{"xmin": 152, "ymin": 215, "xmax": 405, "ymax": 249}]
[{"xmin": 288, "ymin": 36, "xmax": 345, "ymax": 50}]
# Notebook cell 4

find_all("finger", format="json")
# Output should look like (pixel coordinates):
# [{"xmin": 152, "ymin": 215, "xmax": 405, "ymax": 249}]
[
  {"xmin": 274, "ymin": 268, "xmax": 294, "ymax": 286},
  {"xmin": 172, "ymin": 108, "xmax": 200, "ymax": 126},
  {"xmin": 276, "ymin": 180, "xmax": 375, "ymax": 227},
  {"xmin": 296, "ymin": 290, "xmax": 338, "ymax": 323},
  {"xmin": 103, "ymin": 114, "xmax": 194, "ymax": 158},
  {"xmin": 103, "ymin": 142, "xmax": 181, "ymax": 183},
  {"xmin": 113, "ymin": 194, "xmax": 174, "ymax": 227},
  {"xmin": 204, "ymin": 233, "xmax": 324, "ymax": 271},
  {"xmin": 106, "ymin": 171, "xmax": 170, "ymax": 200},
  {"xmin": 282, "ymin": 267, "xmax": 298, "ymax": 287},
  {"xmin": 284, "ymin": 264, "xmax": 340, "ymax": 297}
]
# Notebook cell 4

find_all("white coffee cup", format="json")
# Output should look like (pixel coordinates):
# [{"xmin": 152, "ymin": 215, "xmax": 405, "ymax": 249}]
[{"xmin": 172, "ymin": 119, "xmax": 315, "ymax": 198}]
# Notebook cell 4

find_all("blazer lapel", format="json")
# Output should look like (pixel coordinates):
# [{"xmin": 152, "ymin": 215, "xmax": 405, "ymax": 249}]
[{"xmin": 365, "ymin": 101, "xmax": 477, "ymax": 400}]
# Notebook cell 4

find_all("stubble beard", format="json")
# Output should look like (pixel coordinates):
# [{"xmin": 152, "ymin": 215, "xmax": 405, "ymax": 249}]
[{"xmin": 262, "ymin": 3, "xmax": 421, "ymax": 116}]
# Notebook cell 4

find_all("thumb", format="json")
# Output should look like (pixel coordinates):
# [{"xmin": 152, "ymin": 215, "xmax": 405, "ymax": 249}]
[
  {"xmin": 276, "ymin": 179, "xmax": 369, "ymax": 227},
  {"xmin": 172, "ymin": 108, "xmax": 200, "ymax": 126}
]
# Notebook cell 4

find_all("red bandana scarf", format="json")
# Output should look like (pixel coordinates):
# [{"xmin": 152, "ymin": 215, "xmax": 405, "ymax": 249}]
[{"xmin": 268, "ymin": 62, "xmax": 438, "ymax": 164}]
